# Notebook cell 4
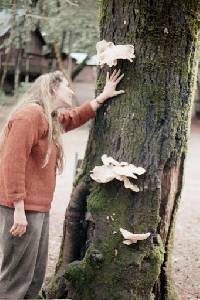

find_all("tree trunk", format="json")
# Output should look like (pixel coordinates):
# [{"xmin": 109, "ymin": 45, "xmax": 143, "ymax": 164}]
[
  {"xmin": 46, "ymin": 1, "xmax": 200, "ymax": 299},
  {"xmin": 14, "ymin": 48, "xmax": 22, "ymax": 93},
  {"xmin": 0, "ymin": 0, "xmax": 16, "ymax": 90},
  {"xmin": 53, "ymin": 41, "xmax": 72, "ymax": 84},
  {"xmin": 71, "ymin": 55, "xmax": 89, "ymax": 81}
]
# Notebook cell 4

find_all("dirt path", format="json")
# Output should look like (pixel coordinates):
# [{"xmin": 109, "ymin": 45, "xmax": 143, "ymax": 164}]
[
  {"xmin": 172, "ymin": 118, "xmax": 200, "ymax": 300},
  {"xmin": 46, "ymin": 125, "xmax": 90, "ymax": 283}
]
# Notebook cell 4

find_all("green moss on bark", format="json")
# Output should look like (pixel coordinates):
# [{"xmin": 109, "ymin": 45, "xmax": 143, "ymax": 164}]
[
  {"xmin": 64, "ymin": 237, "xmax": 164, "ymax": 299},
  {"xmin": 47, "ymin": 0, "xmax": 200, "ymax": 298}
]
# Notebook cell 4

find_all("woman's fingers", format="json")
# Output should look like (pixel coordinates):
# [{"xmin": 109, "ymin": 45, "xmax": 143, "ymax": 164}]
[
  {"xmin": 106, "ymin": 71, "xmax": 110, "ymax": 82},
  {"xmin": 10, "ymin": 224, "xmax": 19, "ymax": 236},
  {"xmin": 18, "ymin": 225, "xmax": 27, "ymax": 237},
  {"xmin": 110, "ymin": 69, "xmax": 117, "ymax": 80},
  {"xmin": 12, "ymin": 226, "xmax": 26, "ymax": 236},
  {"xmin": 103, "ymin": 69, "xmax": 125, "ymax": 100},
  {"xmin": 115, "ymin": 73, "xmax": 124, "ymax": 84},
  {"xmin": 10, "ymin": 223, "xmax": 27, "ymax": 237},
  {"xmin": 107, "ymin": 69, "xmax": 124, "ymax": 83},
  {"xmin": 114, "ymin": 90, "xmax": 125, "ymax": 95},
  {"xmin": 10, "ymin": 223, "xmax": 17, "ymax": 233},
  {"xmin": 112, "ymin": 69, "xmax": 121, "ymax": 81}
]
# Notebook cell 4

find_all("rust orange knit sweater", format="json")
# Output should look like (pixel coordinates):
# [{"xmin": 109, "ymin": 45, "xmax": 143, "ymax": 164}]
[{"xmin": 0, "ymin": 101, "xmax": 96, "ymax": 212}]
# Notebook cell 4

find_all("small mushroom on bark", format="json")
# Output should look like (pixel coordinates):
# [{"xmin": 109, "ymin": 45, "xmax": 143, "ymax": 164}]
[
  {"xmin": 96, "ymin": 40, "xmax": 135, "ymax": 67},
  {"xmin": 120, "ymin": 228, "xmax": 151, "ymax": 245}
]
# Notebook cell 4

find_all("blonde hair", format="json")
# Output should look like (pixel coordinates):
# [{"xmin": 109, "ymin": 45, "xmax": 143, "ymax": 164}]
[{"xmin": 0, "ymin": 70, "xmax": 66, "ymax": 174}]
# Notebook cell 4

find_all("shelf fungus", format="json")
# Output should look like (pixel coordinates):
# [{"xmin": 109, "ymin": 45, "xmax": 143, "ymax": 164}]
[
  {"xmin": 90, "ymin": 154, "xmax": 146, "ymax": 192},
  {"xmin": 120, "ymin": 228, "xmax": 151, "ymax": 245},
  {"xmin": 96, "ymin": 40, "xmax": 135, "ymax": 67}
]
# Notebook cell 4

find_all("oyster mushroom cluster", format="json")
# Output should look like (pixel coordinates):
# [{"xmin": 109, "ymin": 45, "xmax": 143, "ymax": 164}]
[
  {"xmin": 90, "ymin": 154, "xmax": 146, "ymax": 192},
  {"xmin": 90, "ymin": 155, "xmax": 150, "ymax": 245}
]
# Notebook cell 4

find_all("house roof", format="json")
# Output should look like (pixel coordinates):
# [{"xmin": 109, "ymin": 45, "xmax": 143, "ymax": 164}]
[
  {"xmin": 70, "ymin": 52, "xmax": 98, "ymax": 66},
  {"xmin": 87, "ymin": 55, "xmax": 98, "ymax": 66},
  {"xmin": 0, "ymin": 9, "xmax": 26, "ymax": 37},
  {"xmin": 0, "ymin": 9, "xmax": 99, "ymax": 65}
]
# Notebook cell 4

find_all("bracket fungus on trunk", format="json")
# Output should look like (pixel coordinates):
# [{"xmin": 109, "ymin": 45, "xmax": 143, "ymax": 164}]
[
  {"xmin": 120, "ymin": 228, "xmax": 151, "ymax": 245},
  {"xmin": 96, "ymin": 40, "xmax": 135, "ymax": 67},
  {"xmin": 90, "ymin": 154, "xmax": 146, "ymax": 192}
]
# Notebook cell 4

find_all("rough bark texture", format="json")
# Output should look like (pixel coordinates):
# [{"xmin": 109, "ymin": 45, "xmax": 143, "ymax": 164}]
[{"xmin": 46, "ymin": 1, "xmax": 200, "ymax": 299}]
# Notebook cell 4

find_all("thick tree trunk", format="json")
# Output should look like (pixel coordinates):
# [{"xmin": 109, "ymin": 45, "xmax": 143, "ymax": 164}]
[{"xmin": 46, "ymin": 1, "xmax": 200, "ymax": 299}]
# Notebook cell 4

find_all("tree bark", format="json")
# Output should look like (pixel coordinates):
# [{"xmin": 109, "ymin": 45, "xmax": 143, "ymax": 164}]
[{"xmin": 46, "ymin": 1, "xmax": 200, "ymax": 299}]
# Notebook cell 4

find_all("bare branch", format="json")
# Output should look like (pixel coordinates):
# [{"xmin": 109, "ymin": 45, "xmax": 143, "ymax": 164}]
[{"xmin": 64, "ymin": 0, "xmax": 79, "ymax": 7}]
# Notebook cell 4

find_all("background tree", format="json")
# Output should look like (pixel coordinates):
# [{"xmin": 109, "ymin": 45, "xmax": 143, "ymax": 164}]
[
  {"xmin": 49, "ymin": 0, "xmax": 199, "ymax": 299},
  {"xmin": 0, "ymin": 0, "xmax": 99, "ymax": 92},
  {"xmin": 36, "ymin": 0, "xmax": 99, "ymax": 55},
  {"xmin": 0, "ymin": 0, "xmax": 38, "ymax": 92},
  {"xmin": 36, "ymin": 0, "xmax": 99, "ymax": 80}
]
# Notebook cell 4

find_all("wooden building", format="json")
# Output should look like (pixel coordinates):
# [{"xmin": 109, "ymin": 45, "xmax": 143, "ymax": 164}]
[{"xmin": 0, "ymin": 10, "xmax": 77, "ymax": 93}]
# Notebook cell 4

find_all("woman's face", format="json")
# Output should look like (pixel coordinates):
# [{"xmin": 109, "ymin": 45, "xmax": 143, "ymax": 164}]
[{"xmin": 53, "ymin": 78, "xmax": 75, "ymax": 110}]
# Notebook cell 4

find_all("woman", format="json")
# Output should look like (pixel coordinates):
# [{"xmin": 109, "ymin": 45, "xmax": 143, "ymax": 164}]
[{"xmin": 0, "ymin": 69, "xmax": 124, "ymax": 299}]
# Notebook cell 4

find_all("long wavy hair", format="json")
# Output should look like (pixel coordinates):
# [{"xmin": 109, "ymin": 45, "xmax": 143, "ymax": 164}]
[{"xmin": 0, "ymin": 70, "xmax": 67, "ymax": 174}]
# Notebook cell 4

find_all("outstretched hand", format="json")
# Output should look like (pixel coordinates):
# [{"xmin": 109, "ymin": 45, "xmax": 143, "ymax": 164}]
[{"xmin": 98, "ymin": 69, "xmax": 125, "ymax": 103}]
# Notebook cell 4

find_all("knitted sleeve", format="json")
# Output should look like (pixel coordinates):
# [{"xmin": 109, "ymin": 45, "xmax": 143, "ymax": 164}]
[
  {"xmin": 2, "ymin": 113, "xmax": 40, "ymax": 204},
  {"xmin": 58, "ymin": 100, "xmax": 96, "ymax": 132}
]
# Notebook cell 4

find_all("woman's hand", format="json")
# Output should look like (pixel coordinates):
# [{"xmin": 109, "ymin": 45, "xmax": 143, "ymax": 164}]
[
  {"xmin": 10, "ymin": 200, "xmax": 28, "ymax": 237},
  {"xmin": 98, "ymin": 69, "xmax": 125, "ymax": 103}
]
